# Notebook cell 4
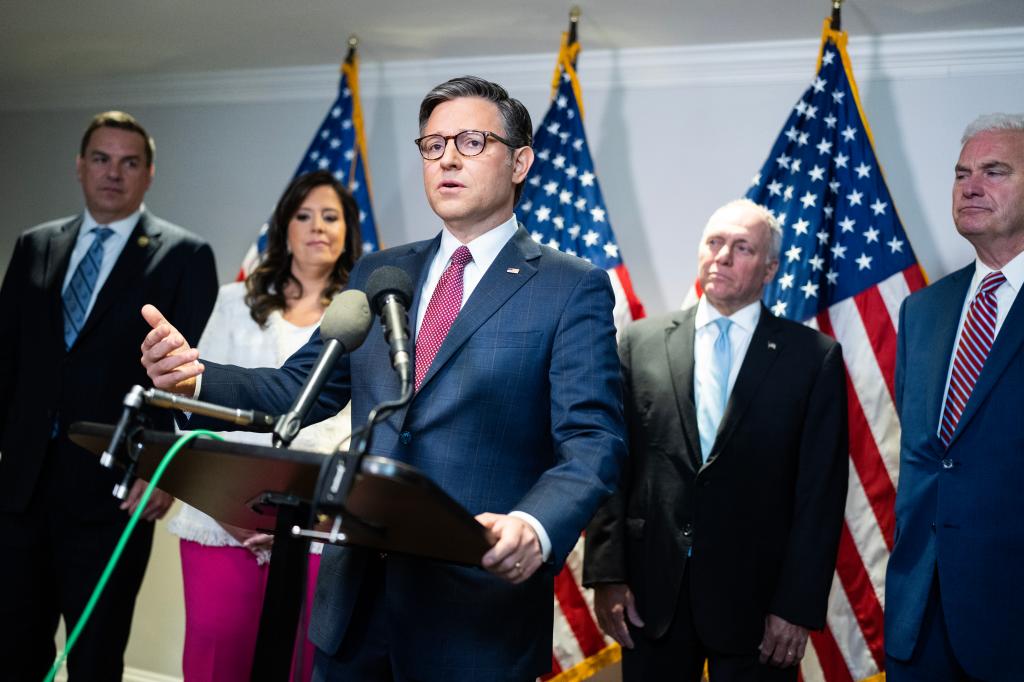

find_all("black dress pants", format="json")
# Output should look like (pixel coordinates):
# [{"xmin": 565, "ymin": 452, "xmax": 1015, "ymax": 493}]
[
  {"xmin": 0, "ymin": 440, "xmax": 153, "ymax": 682},
  {"xmin": 622, "ymin": 565, "xmax": 798, "ymax": 682}
]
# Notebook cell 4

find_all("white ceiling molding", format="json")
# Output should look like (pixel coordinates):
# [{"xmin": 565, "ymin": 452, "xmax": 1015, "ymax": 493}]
[{"xmin": 3, "ymin": 27, "xmax": 1022, "ymax": 112}]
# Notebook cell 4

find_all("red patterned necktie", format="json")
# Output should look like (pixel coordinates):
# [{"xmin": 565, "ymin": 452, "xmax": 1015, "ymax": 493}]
[
  {"xmin": 939, "ymin": 270, "xmax": 1006, "ymax": 446},
  {"xmin": 415, "ymin": 245, "xmax": 473, "ymax": 391}
]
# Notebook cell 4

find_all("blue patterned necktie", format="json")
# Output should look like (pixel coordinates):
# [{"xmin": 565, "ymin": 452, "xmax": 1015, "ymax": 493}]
[
  {"xmin": 698, "ymin": 317, "xmax": 733, "ymax": 462},
  {"xmin": 62, "ymin": 226, "xmax": 114, "ymax": 349}
]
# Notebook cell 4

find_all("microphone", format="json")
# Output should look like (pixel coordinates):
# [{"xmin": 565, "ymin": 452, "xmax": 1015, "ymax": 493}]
[
  {"xmin": 143, "ymin": 388, "xmax": 277, "ymax": 432},
  {"xmin": 101, "ymin": 385, "xmax": 146, "ymax": 468},
  {"xmin": 272, "ymin": 289, "xmax": 373, "ymax": 447},
  {"xmin": 365, "ymin": 266, "xmax": 414, "ymax": 391}
]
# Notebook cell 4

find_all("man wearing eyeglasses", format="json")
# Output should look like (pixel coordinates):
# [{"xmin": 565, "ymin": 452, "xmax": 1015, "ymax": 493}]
[{"xmin": 139, "ymin": 76, "xmax": 626, "ymax": 682}]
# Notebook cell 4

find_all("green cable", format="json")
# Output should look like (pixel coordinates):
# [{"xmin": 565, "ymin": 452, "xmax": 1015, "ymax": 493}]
[{"xmin": 44, "ymin": 429, "xmax": 224, "ymax": 682}]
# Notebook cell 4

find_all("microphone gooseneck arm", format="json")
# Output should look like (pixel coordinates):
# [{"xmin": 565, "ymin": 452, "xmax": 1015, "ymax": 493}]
[
  {"xmin": 271, "ymin": 340, "xmax": 344, "ymax": 447},
  {"xmin": 144, "ymin": 388, "xmax": 277, "ymax": 432}
]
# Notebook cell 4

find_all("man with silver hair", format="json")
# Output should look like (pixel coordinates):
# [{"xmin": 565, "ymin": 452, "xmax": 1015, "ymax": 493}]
[
  {"xmin": 885, "ymin": 112, "xmax": 1024, "ymax": 681},
  {"xmin": 584, "ymin": 198, "xmax": 848, "ymax": 682}
]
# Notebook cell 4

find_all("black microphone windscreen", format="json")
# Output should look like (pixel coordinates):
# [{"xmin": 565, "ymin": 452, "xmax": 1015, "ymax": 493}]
[
  {"xmin": 365, "ymin": 266, "xmax": 414, "ymax": 314},
  {"xmin": 320, "ymin": 289, "xmax": 373, "ymax": 351}
]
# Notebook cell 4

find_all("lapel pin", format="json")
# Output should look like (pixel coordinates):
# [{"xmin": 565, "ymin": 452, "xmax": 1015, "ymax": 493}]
[
  {"xmin": 506, "ymin": 267, "xmax": 520, "ymax": 274},
  {"xmin": 768, "ymin": 341, "xmax": 777, "ymax": 350},
  {"xmin": 137, "ymin": 235, "xmax": 150, "ymax": 248}
]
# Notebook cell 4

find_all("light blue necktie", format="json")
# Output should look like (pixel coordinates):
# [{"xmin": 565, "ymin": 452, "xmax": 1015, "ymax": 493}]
[
  {"xmin": 62, "ymin": 226, "xmax": 114, "ymax": 349},
  {"xmin": 698, "ymin": 317, "xmax": 733, "ymax": 462}
]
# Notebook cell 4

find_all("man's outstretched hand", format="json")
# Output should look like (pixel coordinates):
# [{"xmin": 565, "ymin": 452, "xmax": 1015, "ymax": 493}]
[{"xmin": 140, "ymin": 304, "xmax": 204, "ymax": 395}]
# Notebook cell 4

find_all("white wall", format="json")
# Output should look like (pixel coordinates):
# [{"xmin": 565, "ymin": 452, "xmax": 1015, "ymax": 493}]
[
  {"xmin": 3, "ymin": 26, "xmax": 1022, "ymax": 680},
  {"xmin": 3, "ymin": 29, "xmax": 1023, "ymax": 309}
]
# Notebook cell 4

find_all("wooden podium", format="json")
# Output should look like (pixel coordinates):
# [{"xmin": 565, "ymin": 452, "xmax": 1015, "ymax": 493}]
[{"xmin": 70, "ymin": 421, "xmax": 492, "ymax": 681}]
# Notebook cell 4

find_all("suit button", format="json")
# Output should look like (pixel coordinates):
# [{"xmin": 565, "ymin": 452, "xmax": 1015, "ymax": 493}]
[
  {"xmin": 399, "ymin": 431, "xmax": 412, "ymax": 445},
  {"xmin": 682, "ymin": 523, "xmax": 693, "ymax": 537},
  {"xmin": 941, "ymin": 458, "xmax": 954, "ymax": 469}
]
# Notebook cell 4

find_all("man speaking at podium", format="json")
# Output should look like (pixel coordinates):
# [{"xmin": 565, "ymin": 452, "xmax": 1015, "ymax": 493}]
[{"xmin": 140, "ymin": 76, "xmax": 626, "ymax": 682}]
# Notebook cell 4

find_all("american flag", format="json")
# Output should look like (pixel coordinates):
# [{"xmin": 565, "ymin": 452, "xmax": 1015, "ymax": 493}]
[
  {"xmin": 238, "ymin": 53, "xmax": 380, "ymax": 278},
  {"xmin": 518, "ymin": 33, "xmax": 645, "ymax": 681},
  {"xmin": 519, "ymin": 36, "xmax": 646, "ymax": 333},
  {"xmin": 692, "ymin": 20, "xmax": 926, "ymax": 682}
]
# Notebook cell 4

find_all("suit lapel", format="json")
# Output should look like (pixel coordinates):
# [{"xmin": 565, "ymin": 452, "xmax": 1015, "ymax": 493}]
[
  {"xmin": 414, "ymin": 227, "xmax": 539, "ymax": 393},
  {"xmin": 948, "ymin": 279, "xmax": 1024, "ymax": 446},
  {"xmin": 924, "ymin": 265, "xmax": 974, "ymax": 435},
  {"xmin": 396, "ymin": 236, "xmax": 441, "ymax": 343},
  {"xmin": 709, "ymin": 305, "xmax": 784, "ymax": 463},
  {"xmin": 665, "ymin": 309, "xmax": 702, "ymax": 472},
  {"xmin": 377, "ymin": 236, "xmax": 439, "ymax": 428},
  {"xmin": 75, "ymin": 212, "xmax": 159, "ymax": 345},
  {"xmin": 44, "ymin": 216, "xmax": 82, "ymax": 343}
]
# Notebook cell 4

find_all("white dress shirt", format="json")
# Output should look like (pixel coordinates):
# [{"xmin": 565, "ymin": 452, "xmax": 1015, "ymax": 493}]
[
  {"xmin": 938, "ymin": 251, "xmax": 1024, "ymax": 429},
  {"xmin": 414, "ymin": 215, "xmax": 552, "ymax": 561},
  {"xmin": 171, "ymin": 282, "xmax": 351, "ymax": 561},
  {"xmin": 414, "ymin": 215, "xmax": 519, "ymax": 336},
  {"xmin": 60, "ymin": 207, "xmax": 141, "ymax": 319},
  {"xmin": 693, "ymin": 296, "xmax": 762, "ymax": 448}
]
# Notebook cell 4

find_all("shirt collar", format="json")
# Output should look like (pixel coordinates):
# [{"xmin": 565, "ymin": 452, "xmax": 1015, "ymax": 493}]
[
  {"xmin": 437, "ymin": 214, "xmax": 519, "ymax": 272},
  {"xmin": 82, "ymin": 205, "xmax": 144, "ymax": 241},
  {"xmin": 971, "ymin": 250, "xmax": 1024, "ymax": 297},
  {"xmin": 694, "ymin": 295, "xmax": 762, "ymax": 333}
]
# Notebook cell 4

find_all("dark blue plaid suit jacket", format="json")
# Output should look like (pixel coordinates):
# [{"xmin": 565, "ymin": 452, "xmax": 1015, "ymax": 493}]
[{"xmin": 197, "ymin": 227, "xmax": 626, "ymax": 680}]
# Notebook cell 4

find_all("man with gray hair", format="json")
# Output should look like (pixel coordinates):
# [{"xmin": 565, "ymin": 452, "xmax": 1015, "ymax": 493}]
[
  {"xmin": 885, "ymin": 113, "xmax": 1024, "ymax": 681},
  {"xmin": 140, "ymin": 76, "xmax": 625, "ymax": 681},
  {"xmin": 584, "ymin": 198, "xmax": 848, "ymax": 681}
]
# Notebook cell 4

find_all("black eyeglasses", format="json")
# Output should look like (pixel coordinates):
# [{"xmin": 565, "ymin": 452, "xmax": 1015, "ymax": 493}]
[{"xmin": 414, "ymin": 130, "xmax": 516, "ymax": 160}]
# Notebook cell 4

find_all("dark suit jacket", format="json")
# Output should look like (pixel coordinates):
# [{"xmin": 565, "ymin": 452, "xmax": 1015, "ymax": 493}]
[
  {"xmin": 0, "ymin": 211, "xmax": 217, "ymax": 519},
  {"xmin": 584, "ymin": 305, "xmax": 848, "ymax": 654},
  {"xmin": 193, "ymin": 227, "xmax": 626, "ymax": 680},
  {"xmin": 885, "ymin": 263, "xmax": 1024, "ymax": 679}
]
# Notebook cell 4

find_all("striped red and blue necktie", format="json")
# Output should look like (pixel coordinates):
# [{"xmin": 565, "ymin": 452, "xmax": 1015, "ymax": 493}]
[{"xmin": 939, "ymin": 270, "xmax": 1006, "ymax": 446}]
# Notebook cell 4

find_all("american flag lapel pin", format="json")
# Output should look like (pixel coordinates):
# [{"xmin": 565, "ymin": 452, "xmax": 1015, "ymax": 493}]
[{"xmin": 506, "ymin": 267, "xmax": 520, "ymax": 274}]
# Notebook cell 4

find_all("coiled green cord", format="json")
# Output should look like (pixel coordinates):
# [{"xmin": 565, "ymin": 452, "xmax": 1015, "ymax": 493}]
[{"xmin": 44, "ymin": 429, "xmax": 224, "ymax": 682}]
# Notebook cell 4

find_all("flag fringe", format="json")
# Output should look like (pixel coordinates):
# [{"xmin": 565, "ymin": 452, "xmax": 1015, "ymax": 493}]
[
  {"xmin": 546, "ymin": 644, "xmax": 621, "ymax": 682},
  {"xmin": 550, "ymin": 33, "xmax": 585, "ymax": 119},
  {"xmin": 341, "ymin": 56, "xmax": 377, "ymax": 206}
]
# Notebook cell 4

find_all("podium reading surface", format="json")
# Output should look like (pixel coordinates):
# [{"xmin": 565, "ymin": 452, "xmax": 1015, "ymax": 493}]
[{"xmin": 70, "ymin": 421, "xmax": 491, "ymax": 565}]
